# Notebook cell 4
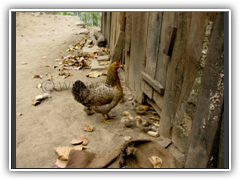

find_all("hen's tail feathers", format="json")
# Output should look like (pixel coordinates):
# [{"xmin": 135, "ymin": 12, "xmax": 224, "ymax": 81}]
[{"xmin": 72, "ymin": 80, "xmax": 89, "ymax": 105}]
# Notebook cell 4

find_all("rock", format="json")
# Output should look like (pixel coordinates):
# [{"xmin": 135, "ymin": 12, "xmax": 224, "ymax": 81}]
[
  {"xmin": 128, "ymin": 97, "xmax": 133, "ymax": 101},
  {"xmin": 75, "ymin": 21, "xmax": 86, "ymax": 27},
  {"xmin": 147, "ymin": 131, "xmax": 159, "ymax": 137},
  {"xmin": 91, "ymin": 59, "xmax": 108, "ymax": 71},
  {"xmin": 97, "ymin": 55, "xmax": 110, "ymax": 61},
  {"xmin": 124, "ymin": 136, "xmax": 131, "ymax": 141},
  {"xmin": 78, "ymin": 28, "xmax": 89, "ymax": 35},
  {"xmin": 83, "ymin": 47, "xmax": 102, "ymax": 56}
]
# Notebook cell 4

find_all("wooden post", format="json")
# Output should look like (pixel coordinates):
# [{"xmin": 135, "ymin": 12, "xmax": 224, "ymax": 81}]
[
  {"xmin": 110, "ymin": 31, "xmax": 125, "ymax": 63},
  {"xmin": 185, "ymin": 12, "xmax": 225, "ymax": 168}
]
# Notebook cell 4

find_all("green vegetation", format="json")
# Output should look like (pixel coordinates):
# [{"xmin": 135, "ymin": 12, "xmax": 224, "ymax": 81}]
[
  {"xmin": 48, "ymin": 12, "xmax": 101, "ymax": 27},
  {"xmin": 78, "ymin": 12, "xmax": 102, "ymax": 27}
]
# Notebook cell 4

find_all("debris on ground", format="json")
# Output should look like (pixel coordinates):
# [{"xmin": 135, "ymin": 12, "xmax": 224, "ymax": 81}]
[
  {"xmin": 86, "ymin": 71, "xmax": 106, "ymax": 78},
  {"xmin": 21, "ymin": 62, "xmax": 28, "ymax": 65},
  {"xmin": 16, "ymin": 113, "xmax": 22, "ymax": 117},
  {"xmin": 147, "ymin": 131, "xmax": 159, "ymax": 137},
  {"xmin": 53, "ymin": 54, "xmax": 91, "ymax": 71},
  {"xmin": 32, "ymin": 93, "xmax": 51, "ymax": 106},
  {"xmin": 149, "ymin": 156, "xmax": 163, "ymax": 168},
  {"xmin": 65, "ymin": 139, "xmax": 183, "ymax": 168},
  {"xmin": 54, "ymin": 145, "xmax": 86, "ymax": 168},
  {"xmin": 124, "ymin": 136, "xmax": 132, "ymax": 142},
  {"xmin": 149, "ymin": 117, "xmax": 160, "ymax": 121},
  {"xmin": 55, "ymin": 134, "xmax": 90, "ymax": 168},
  {"xmin": 58, "ymin": 71, "xmax": 72, "ymax": 79},
  {"xmin": 83, "ymin": 125, "xmax": 93, "ymax": 132},
  {"xmin": 33, "ymin": 75, "xmax": 43, "ymax": 79}
]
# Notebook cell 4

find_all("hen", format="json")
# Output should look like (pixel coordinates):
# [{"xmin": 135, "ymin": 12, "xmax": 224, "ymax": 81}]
[{"xmin": 72, "ymin": 61, "xmax": 123, "ymax": 123}]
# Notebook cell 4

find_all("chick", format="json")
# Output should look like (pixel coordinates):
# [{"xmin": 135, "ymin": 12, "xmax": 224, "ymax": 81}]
[
  {"xmin": 135, "ymin": 116, "xmax": 152, "ymax": 133},
  {"xmin": 121, "ymin": 111, "xmax": 134, "ymax": 128},
  {"xmin": 132, "ymin": 102, "xmax": 151, "ymax": 115}
]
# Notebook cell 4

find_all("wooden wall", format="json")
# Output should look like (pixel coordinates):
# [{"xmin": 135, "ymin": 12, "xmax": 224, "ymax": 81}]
[{"xmin": 101, "ymin": 11, "xmax": 225, "ymax": 168}]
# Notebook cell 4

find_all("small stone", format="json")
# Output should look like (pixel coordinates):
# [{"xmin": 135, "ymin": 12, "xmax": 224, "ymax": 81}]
[
  {"xmin": 124, "ymin": 136, "xmax": 132, "ymax": 141},
  {"xmin": 128, "ymin": 97, "xmax": 133, "ymax": 101}
]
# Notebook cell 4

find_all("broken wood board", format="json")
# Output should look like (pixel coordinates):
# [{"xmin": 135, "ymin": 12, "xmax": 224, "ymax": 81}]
[
  {"xmin": 111, "ymin": 31, "xmax": 125, "ymax": 63},
  {"xmin": 163, "ymin": 26, "xmax": 177, "ymax": 56},
  {"xmin": 141, "ymin": 71, "xmax": 165, "ymax": 95}
]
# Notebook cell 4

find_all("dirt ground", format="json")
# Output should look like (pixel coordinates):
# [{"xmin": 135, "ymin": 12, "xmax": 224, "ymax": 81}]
[{"xmin": 16, "ymin": 12, "xmax": 166, "ymax": 168}]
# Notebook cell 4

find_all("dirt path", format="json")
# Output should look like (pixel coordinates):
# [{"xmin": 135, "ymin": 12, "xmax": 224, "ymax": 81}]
[{"xmin": 16, "ymin": 12, "xmax": 163, "ymax": 168}]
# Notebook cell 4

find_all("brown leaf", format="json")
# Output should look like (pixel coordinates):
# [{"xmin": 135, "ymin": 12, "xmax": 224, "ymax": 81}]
[
  {"xmin": 73, "ymin": 145, "xmax": 83, "ymax": 150},
  {"xmin": 86, "ymin": 71, "xmax": 102, "ymax": 78},
  {"xmin": 98, "ymin": 60, "xmax": 108, "ymax": 66},
  {"xmin": 55, "ymin": 146, "xmax": 72, "ymax": 160},
  {"xmin": 55, "ymin": 157, "xmax": 68, "ymax": 168},
  {"xmin": 71, "ymin": 139, "xmax": 82, "ymax": 145},
  {"xmin": 78, "ymin": 135, "xmax": 88, "ymax": 145},
  {"xmin": 33, "ymin": 75, "xmax": 43, "ymax": 79},
  {"xmin": 83, "ymin": 125, "xmax": 93, "ymax": 132}
]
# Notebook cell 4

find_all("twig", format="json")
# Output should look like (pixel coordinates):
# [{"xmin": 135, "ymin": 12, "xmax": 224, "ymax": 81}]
[{"xmin": 149, "ymin": 117, "xmax": 160, "ymax": 121}]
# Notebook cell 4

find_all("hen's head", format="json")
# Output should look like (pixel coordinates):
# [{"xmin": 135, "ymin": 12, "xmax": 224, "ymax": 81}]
[{"xmin": 109, "ymin": 61, "xmax": 123, "ymax": 70}]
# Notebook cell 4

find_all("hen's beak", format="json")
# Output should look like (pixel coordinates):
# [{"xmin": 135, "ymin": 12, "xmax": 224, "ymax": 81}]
[{"xmin": 120, "ymin": 65, "xmax": 123, "ymax": 67}]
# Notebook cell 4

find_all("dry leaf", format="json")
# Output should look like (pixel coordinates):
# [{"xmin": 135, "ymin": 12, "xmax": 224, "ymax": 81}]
[
  {"xmin": 73, "ymin": 145, "xmax": 83, "ymax": 150},
  {"xmin": 55, "ymin": 157, "xmax": 68, "ymax": 168},
  {"xmin": 32, "ymin": 93, "xmax": 51, "ymax": 106},
  {"xmin": 36, "ymin": 82, "xmax": 42, "ymax": 89},
  {"xmin": 83, "ymin": 125, "xmax": 93, "ymax": 132},
  {"xmin": 86, "ymin": 71, "xmax": 102, "ymax": 78},
  {"xmin": 71, "ymin": 139, "xmax": 82, "ymax": 145},
  {"xmin": 55, "ymin": 146, "xmax": 72, "ymax": 160},
  {"xmin": 98, "ymin": 60, "xmax": 108, "ymax": 66},
  {"xmin": 78, "ymin": 135, "xmax": 88, "ymax": 145},
  {"xmin": 16, "ymin": 113, "xmax": 22, "ymax": 117},
  {"xmin": 149, "ymin": 156, "xmax": 163, "ymax": 168},
  {"xmin": 48, "ymin": 76, "xmax": 53, "ymax": 81},
  {"xmin": 33, "ymin": 75, "xmax": 43, "ymax": 79}
]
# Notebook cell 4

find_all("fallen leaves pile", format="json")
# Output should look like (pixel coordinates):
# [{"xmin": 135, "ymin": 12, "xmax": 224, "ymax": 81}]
[
  {"xmin": 53, "ymin": 54, "xmax": 91, "ymax": 72},
  {"xmin": 86, "ymin": 71, "xmax": 107, "ymax": 78},
  {"xmin": 55, "ymin": 135, "xmax": 89, "ymax": 168}
]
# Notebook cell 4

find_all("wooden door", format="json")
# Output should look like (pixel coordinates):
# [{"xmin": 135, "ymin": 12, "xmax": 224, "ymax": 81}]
[{"xmin": 142, "ymin": 12, "xmax": 175, "ymax": 115}]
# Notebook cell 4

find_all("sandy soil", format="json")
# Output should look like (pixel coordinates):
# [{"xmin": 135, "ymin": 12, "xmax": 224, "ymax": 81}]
[{"xmin": 16, "ymin": 12, "xmax": 163, "ymax": 168}]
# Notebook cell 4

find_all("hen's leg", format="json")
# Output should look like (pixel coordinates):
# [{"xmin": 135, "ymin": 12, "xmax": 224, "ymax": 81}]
[
  {"xmin": 101, "ymin": 114, "xmax": 112, "ymax": 123},
  {"xmin": 106, "ymin": 113, "xmax": 115, "ymax": 119}
]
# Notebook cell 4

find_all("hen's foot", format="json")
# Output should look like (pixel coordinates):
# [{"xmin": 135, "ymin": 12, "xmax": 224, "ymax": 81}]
[
  {"xmin": 101, "ymin": 114, "xmax": 112, "ymax": 123},
  {"xmin": 106, "ymin": 114, "xmax": 116, "ymax": 119}
]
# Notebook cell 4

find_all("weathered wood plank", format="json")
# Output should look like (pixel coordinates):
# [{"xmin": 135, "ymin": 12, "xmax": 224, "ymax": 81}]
[
  {"xmin": 141, "ymin": 71, "xmax": 164, "ymax": 95},
  {"xmin": 153, "ymin": 90, "xmax": 164, "ymax": 111},
  {"xmin": 145, "ymin": 12, "xmax": 163, "ymax": 78},
  {"xmin": 159, "ymin": 12, "xmax": 192, "ymax": 138},
  {"xmin": 173, "ymin": 12, "xmax": 217, "ymax": 127},
  {"xmin": 124, "ymin": 12, "xmax": 132, "ymax": 87},
  {"xmin": 155, "ymin": 12, "xmax": 175, "ymax": 88},
  {"xmin": 142, "ymin": 80, "xmax": 153, "ymax": 99},
  {"xmin": 111, "ymin": 31, "xmax": 125, "ymax": 63},
  {"xmin": 129, "ymin": 12, "xmax": 149, "ymax": 102},
  {"xmin": 163, "ymin": 26, "xmax": 177, "ymax": 56},
  {"xmin": 185, "ymin": 12, "xmax": 224, "ymax": 168}
]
